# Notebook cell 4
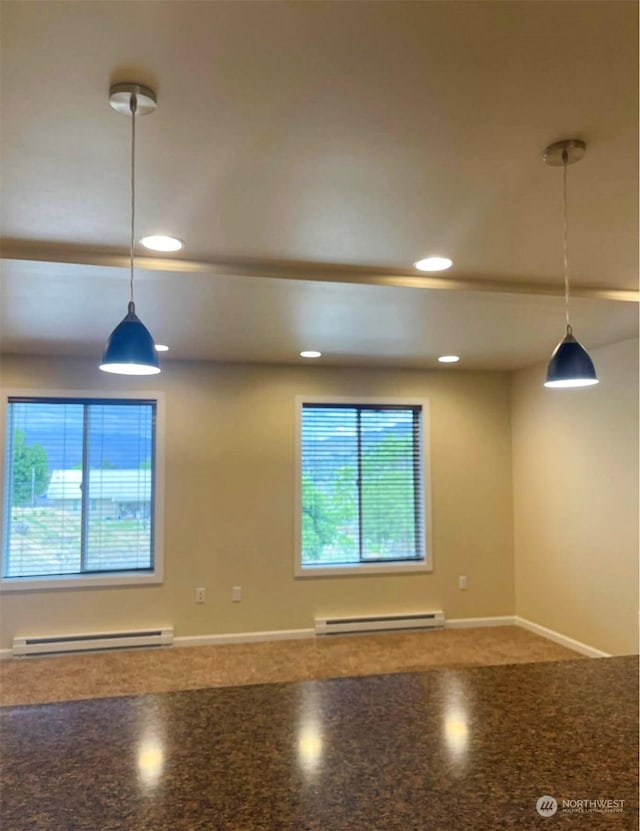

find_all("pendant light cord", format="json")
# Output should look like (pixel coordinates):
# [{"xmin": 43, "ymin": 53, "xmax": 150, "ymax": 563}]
[
  {"xmin": 562, "ymin": 149, "xmax": 571, "ymax": 333},
  {"xmin": 129, "ymin": 94, "xmax": 137, "ymax": 307}
]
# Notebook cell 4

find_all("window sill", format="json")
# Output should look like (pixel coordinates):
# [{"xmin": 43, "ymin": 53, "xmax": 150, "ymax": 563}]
[
  {"xmin": 0, "ymin": 571, "xmax": 163, "ymax": 592},
  {"xmin": 295, "ymin": 560, "xmax": 431, "ymax": 578}
]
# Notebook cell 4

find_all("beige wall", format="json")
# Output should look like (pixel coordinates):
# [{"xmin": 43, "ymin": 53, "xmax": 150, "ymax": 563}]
[
  {"xmin": 511, "ymin": 338, "xmax": 639, "ymax": 656},
  {"xmin": 0, "ymin": 356, "xmax": 515, "ymax": 648}
]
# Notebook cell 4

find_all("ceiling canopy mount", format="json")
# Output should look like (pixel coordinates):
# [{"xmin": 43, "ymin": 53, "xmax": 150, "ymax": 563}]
[
  {"xmin": 543, "ymin": 138, "xmax": 586, "ymax": 167},
  {"xmin": 108, "ymin": 82, "xmax": 157, "ymax": 116}
]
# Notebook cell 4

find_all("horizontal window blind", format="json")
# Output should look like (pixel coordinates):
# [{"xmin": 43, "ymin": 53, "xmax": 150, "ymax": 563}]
[
  {"xmin": 301, "ymin": 403, "xmax": 424, "ymax": 567},
  {"xmin": 3, "ymin": 398, "xmax": 156, "ymax": 579}
]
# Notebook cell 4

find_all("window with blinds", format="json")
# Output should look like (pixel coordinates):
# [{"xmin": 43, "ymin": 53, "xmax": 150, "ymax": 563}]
[
  {"xmin": 2, "ymin": 397, "xmax": 156, "ymax": 580},
  {"xmin": 300, "ymin": 402, "xmax": 426, "ymax": 569}
]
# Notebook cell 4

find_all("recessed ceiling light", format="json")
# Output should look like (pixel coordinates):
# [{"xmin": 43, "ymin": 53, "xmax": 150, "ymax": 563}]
[
  {"xmin": 300, "ymin": 351, "xmax": 322, "ymax": 358},
  {"xmin": 438, "ymin": 355, "xmax": 460, "ymax": 363},
  {"xmin": 140, "ymin": 235, "xmax": 183, "ymax": 252},
  {"xmin": 155, "ymin": 344, "xmax": 169, "ymax": 352},
  {"xmin": 414, "ymin": 257, "xmax": 453, "ymax": 272}
]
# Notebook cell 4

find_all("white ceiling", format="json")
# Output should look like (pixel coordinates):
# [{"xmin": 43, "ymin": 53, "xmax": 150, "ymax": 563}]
[{"xmin": 1, "ymin": 0, "xmax": 638, "ymax": 370}]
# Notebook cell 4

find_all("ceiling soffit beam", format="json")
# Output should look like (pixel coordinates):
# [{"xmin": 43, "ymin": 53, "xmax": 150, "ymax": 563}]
[{"xmin": 1, "ymin": 241, "xmax": 637, "ymax": 303}]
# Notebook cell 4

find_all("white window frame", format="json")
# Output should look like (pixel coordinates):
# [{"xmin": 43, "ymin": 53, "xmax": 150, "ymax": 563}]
[
  {"xmin": 294, "ymin": 395, "xmax": 432, "ymax": 578},
  {"xmin": 0, "ymin": 388, "xmax": 165, "ymax": 591}
]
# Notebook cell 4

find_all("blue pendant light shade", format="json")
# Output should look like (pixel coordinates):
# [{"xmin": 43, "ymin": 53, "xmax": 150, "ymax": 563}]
[
  {"xmin": 100, "ymin": 83, "xmax": 161, "ymax": 376},
  {"xmin": 544, "ymin": 325, "xmax": 598, "ymax": 388},
  {"xmin": 542, "ymin": 139, "xmax": 598, "ymax": 390},
  {"xmin": 100, "ymin": 301, "xmax": 160, "ymax": 375}
]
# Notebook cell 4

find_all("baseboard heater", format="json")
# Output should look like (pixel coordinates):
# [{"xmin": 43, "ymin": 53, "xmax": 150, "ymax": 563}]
[
  {"xmin": 12, "ymin": 627, "xmax": 174, "ymax": 657},
  {"xmin": 315, "ymin": 612, "xmax": 445, "ymax": 636}
]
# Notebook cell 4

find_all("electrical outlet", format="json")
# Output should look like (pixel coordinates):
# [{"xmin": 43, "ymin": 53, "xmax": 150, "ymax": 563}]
[
  {"xmin": 458, "ymin": 576, "xmax": 468, "ymax": 590},
  {"xmin": 232, "ymin": 585, "xmax": 242, "ymax": 603},
  {"xmin": 196, "ymin": 587, "xmax": 206, "ymax": 604}
]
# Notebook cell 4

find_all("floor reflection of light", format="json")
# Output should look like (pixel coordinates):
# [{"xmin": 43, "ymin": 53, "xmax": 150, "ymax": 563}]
[
  {"xmin": 297, "ymin": 722, "xmax": 323, "ymax": 774},
  {"xmin": 444, "ymin": 709, "xmax": 469, "ymax": 756},
  {"xmin": 295, "ymin": 683, "xmax": 325, "ymax": 777},
  {"xmin": 137, "ymin": 738, "xmax": 164, "ymax": 788}
]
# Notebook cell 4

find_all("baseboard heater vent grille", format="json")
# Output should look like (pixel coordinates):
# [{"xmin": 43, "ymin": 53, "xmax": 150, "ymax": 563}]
[
  {"xmin": 13, "ymin": 627, "xmax": 174, "ymax": 657},
  {"xmin": 315, "ymin": 612, "xmax": 445, "ymax": 636}
]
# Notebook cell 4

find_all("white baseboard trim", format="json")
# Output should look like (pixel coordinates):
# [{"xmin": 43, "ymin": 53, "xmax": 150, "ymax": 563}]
[
  {"xmin": 178, "ymin": 618, "xmax": 517, "ymax": 646},
  {"xmin": 0, "ymin": 617, "xmax": 611, "ymax": 659},
  {"xmin": 174, "ymin": 628, "xmax": 315, "ymax": 648},
  {"xmin": 515, "ymin": 616, "xmax": 610, "ymax": 658},
  {"xmin": 446, "ymin": 615, "xmax": 515, "ymax": 628}
]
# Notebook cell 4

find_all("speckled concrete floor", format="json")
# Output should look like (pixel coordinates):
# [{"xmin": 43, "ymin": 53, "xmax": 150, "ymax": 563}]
[
  {"xmin": 1, "ymin": 656, "xmax": 637, "ymax": 831},
  {"xmin": 0, "ymin": 625, "xmax": 583, "ymax": 706}
]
